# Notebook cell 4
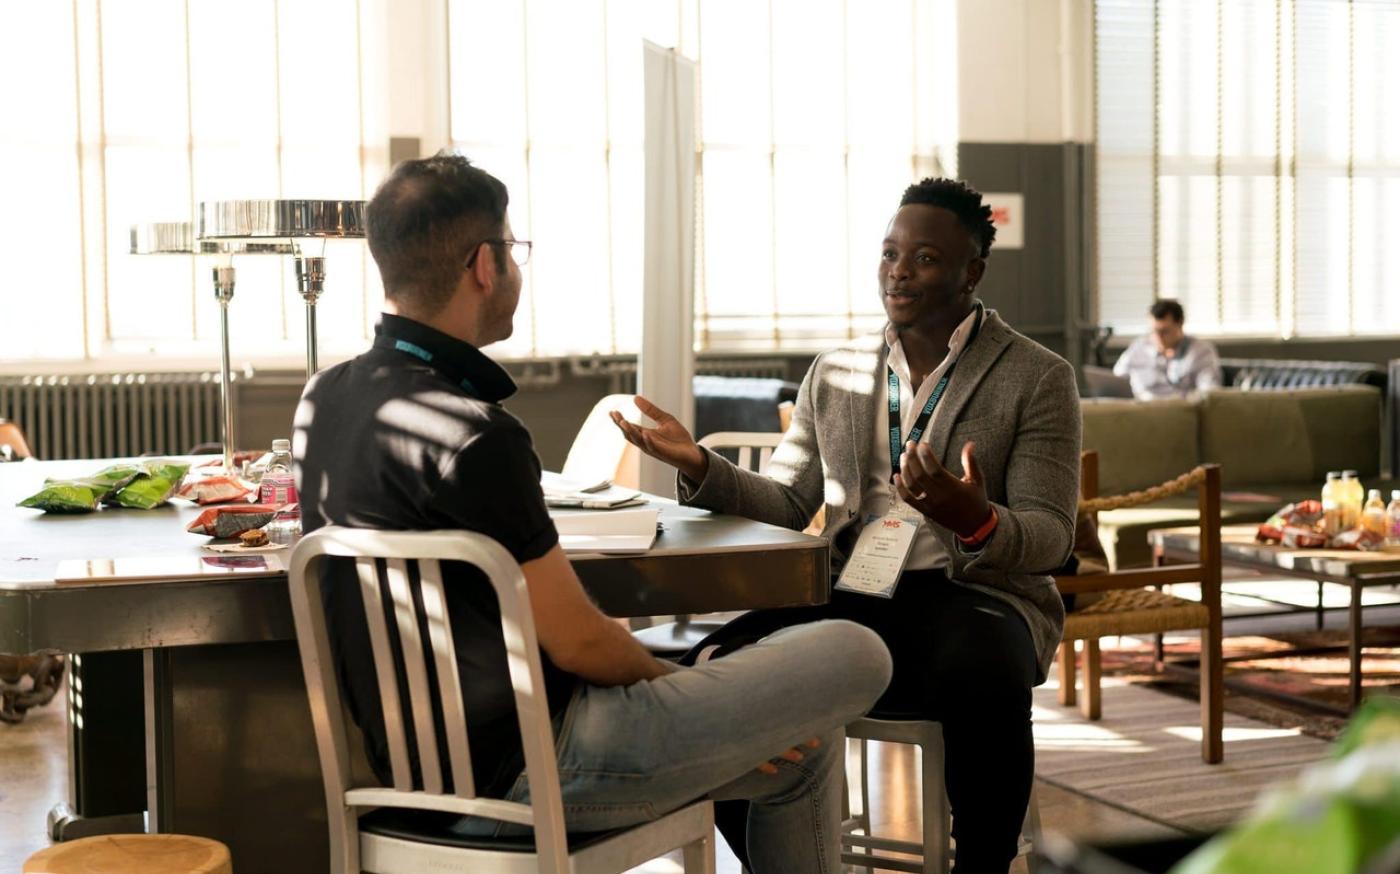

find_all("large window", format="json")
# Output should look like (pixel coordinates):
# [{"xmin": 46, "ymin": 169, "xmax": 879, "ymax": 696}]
[
  {"xmin": 0, "ymin": 0, "xmax": 386, "ymax": 366},
  {"xmin": 1095, "ymin": 0, "xmax": 1400, "ymax": 338},
  {"xmin": 448, "ymin": 0, "xmax": 956, "ymax": 357}
]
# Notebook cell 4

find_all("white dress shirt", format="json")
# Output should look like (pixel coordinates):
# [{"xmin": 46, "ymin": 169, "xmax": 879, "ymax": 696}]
[
  {"xmin": 1112, "ymin": 334, "xmax": 1222, "ymax": 400},
  {"xmin": 860, "ymin": 308, "xmax": 981, "ymax": 571}
]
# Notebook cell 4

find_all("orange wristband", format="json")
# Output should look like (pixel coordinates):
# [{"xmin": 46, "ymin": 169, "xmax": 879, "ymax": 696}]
[{"xmin": 956, "ymin": 506, "xmax": 999, "ymax": 547}]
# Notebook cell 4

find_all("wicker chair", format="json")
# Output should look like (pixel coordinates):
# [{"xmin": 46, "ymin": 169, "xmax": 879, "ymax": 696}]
[{"xmin": 1053, "ymin": 450, "xmax": 1224, "ymax": 764}]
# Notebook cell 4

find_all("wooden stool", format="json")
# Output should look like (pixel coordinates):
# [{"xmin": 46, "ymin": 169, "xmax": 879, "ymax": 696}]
[{"xmin": 24, "ymin": 834, "xmax": 231, "ymax": 874}]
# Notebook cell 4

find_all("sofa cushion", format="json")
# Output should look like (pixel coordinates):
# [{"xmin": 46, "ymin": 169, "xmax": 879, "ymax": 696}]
[
  {"xmin": 1198, "ymin": 387, "xmax": 1381, "ymax": 487},
  {"xmin": 1081, "ymin": 398, "xmax": 1200, "ymax": 496}
]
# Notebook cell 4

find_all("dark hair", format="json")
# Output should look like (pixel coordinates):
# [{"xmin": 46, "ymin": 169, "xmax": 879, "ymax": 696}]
[
  {"xmin": 898, "ymin": 178, "xmax": 996, "ymax": 258},
  {"xmin": 1149, "ymin": 299, "xmax": 1185, "ymax": 323},
  {"xmin": 366, "ymin": 152, "xmax": 509, "ymax": 316}
]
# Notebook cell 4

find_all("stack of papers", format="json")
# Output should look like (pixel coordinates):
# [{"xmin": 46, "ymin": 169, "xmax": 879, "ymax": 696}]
[
  {"xmin": 551, "ymin": 505, "xmax": 660, "ymax": 554},
  {"xmin": 541, "ymin": 472, "xmax": 646, "ymax": 510}
]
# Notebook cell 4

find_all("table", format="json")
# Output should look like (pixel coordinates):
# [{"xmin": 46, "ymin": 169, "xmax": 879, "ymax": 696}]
[
  {"xmin": 1, "ymin": 459, "xmax": 829, "ymax": 871},
  {"xmin": 1149, "ymin": 524, "xmax": 1400, "ymax": 712}
]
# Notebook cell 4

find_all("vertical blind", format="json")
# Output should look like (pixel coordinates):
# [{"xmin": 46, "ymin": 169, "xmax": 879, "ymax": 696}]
[
  {"xmin": 1095, "ymin": 0, "xmax": 1400, "ymax": 338},
  {"xmin": 448, "ymin": 0, "xmax": 957, "ymax": 358},
  {"xmin": 0, "ymin": 0, "xmax": 386, "ymax": 364}
]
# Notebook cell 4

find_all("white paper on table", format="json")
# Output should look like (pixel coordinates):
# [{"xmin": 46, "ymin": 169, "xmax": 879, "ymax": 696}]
[{"xmin": 550, "ymin": 505, "xmax": 660, "ymax": 554}]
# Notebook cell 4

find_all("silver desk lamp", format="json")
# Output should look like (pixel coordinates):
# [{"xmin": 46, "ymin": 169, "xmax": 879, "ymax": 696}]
[
  {"xmin": 130, "ymin": 222, "xmax": 293, "ymax": 475},
  {"xmin": 197, "ymin": 200, "xmax": 367, "ymax": 378}
]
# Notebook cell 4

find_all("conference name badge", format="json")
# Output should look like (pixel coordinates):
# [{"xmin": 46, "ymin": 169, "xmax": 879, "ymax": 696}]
[{"xmin": 834, "ymin": 512, "xmax": 920, "ymax": 599}]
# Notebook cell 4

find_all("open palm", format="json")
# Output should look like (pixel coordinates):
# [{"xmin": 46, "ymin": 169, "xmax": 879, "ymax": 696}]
[{"xmin": 609, "ymin": 395, "xmax": 708, "ymax": 481}]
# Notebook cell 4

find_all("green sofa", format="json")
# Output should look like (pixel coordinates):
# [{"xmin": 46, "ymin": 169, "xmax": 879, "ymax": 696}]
[{"xmin": 1082, "ymin": 386, "xmax": 1392, "ymax": 569}]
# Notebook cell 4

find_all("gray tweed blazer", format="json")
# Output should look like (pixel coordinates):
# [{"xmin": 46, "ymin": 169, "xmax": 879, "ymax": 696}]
[{"xmin": 679, "ymin": 308, "xmax": 1081, "ymax": 683}]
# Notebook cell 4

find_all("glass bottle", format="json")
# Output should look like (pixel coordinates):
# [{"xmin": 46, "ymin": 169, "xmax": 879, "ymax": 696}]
[
  {"xmin": 1339, "ymin": 470, "xmax": 1364, "ymax": 531},
  {"xmin": 1387, "ymin": 490, "xmax": 1400, "ymax": 547},
  {"xmin": 1321, "ymin": 471, "xmax": 1343, "ymax": 536}
]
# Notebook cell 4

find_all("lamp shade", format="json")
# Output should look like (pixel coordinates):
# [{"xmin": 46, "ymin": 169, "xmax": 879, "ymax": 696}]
[
  {"xmin": 130, "ymin": 222, "xmax": 295, "ymax": 255},
  {"xmin": 197, "ymin": 199, "xmax": 367, "ymax": 240}
]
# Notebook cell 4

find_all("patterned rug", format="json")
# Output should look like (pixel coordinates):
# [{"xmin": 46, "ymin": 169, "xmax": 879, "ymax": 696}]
[{"xmin": 1096, "ymin": 627, "xmax": 1400, "ymax": 741}]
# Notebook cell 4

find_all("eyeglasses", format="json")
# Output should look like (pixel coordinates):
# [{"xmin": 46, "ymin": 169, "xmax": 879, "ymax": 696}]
[{"xmin": 465, "ymin": 238, "xmax": 532, "ymax": 269}]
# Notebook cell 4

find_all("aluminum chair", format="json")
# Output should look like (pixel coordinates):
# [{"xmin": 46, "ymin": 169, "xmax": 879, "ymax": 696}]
[
  {"xmin": 289, "ymin": 527, "xmax": 715, "ymax": 874},
  {"xmin": 841, "ymin": 716, "xmax": 1040, "ymax": 873}
]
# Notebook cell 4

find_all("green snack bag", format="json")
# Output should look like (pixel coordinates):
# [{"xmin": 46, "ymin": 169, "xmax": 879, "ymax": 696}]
[
  {"xmin": 105, "ymin": 460, "xmax": 191, "ymax": 510},
  {"xmin": 18, "ymin": 481, "xmax": 105, "ymax": 513}
]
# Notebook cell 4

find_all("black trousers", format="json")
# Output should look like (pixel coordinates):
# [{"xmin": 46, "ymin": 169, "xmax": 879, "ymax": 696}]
[{"xmin": 687, "ymin": 570, "xmax": 1038, "ymax": 874}]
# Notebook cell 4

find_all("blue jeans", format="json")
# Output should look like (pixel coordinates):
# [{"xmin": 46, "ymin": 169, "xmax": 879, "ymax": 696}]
[{"xmin": 475, "ymin": 619, "xmax": 891, "ymax": 873}]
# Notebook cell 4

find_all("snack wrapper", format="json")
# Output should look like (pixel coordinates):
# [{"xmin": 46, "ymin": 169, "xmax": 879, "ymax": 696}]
[
  {"xmin": 1329, "ymin": 527, "xmax": 1385, "ymax": 551},
  {"xmin": 186, "ymin": 504, "xmax": 280, "ymax": 539},
  {"xmin": 1258, "ymin": 500, "xmax": 1328, "ymax": 546},
  {"xmin": 18, "ymin": 481, "xmax": 107, "ymax": 513},
  {"xmin": 176, "ymin": 476, "xmax": 254, "ymax": 505},
  {"xmin": 105, "ymin": 460, "xmax": 190, "ymax": 510}
]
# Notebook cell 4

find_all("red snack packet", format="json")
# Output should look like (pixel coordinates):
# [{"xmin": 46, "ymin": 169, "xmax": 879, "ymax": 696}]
[
  {"xmin": 186, "ymin": 504, "xmax": 280, "ymax": 539},
  {"xmin": 175, "ymin": 476, "xmax": 253, "ymax": 505},
  {"xmin": 1329, "ymin": 527, "xmax": 1384, "ymax": 551},
  {"xmin": 1280, "ymin": 525, "xmax": 1329, "ymax": 549}
]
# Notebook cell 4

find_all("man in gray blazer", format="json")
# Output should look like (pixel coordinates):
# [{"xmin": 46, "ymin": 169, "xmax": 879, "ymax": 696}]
[{"xmin": 615, "ymin": 178, "xmax": 1081, "ymax": 873}]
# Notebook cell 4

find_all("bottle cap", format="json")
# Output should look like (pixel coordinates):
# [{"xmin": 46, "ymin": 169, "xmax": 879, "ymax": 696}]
[
  {"xmin": 1342, "ymin": 469, "xmax": 1359, "ymax": 478},
  {"xmin": 272, "ymin": 438, "xmax": 291, "ymax": 452},
  {"xmin": 1392, "ymin": 490, "xmax": 1400, "ymax": 501},
  {"xmin": 1326, "ymin": 471, "xmax": 1341, "ymax": 480}
]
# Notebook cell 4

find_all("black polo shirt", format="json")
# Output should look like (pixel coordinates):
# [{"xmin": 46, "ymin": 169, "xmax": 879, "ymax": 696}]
[{"xmin": 295, "ymin": 313, "xmax": 575, "ymax": 796}]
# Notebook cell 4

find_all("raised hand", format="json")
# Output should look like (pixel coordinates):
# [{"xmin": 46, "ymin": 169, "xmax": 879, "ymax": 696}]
[
  {"xmin": 893, "ymin": 440, "xmax": 992, "ymax": 538},
  {"xmin": 609, "ymin": 395, "xmax": 709, "ymax": 483}
]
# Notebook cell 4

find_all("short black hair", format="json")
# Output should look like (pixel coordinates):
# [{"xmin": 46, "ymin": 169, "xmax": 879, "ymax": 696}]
[
  {"xmin": 366, "ymin": 152, "xmax": 509, "ymax": 316},
  {"xmin": 899, "ymin": 178, "xmax": 996, "ymax": 259},
  {"xmin": 1149, "ymin": 299, "xmax": 1185, "ymax": 323}
]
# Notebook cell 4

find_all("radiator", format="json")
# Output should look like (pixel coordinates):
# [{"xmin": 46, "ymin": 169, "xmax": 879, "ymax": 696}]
[
  {"xmin": 606, "ymin": 358, "xmax": 791, "ymax": 395},
  {"xmin": 0, "ymin": 370, "xmax": 246, "ymax": 460}
]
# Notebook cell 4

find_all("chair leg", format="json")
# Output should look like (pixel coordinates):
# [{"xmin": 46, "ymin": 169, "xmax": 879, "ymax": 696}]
[
  {"xmin": 921, "ymin": 734, "xmax": 950, "ymax": 874},
  {"xmin": 682, "ymin": 833, "xmax": 715, "ymax": 874},
  {"xmin": 1201, "ymin": 622, "xmax": 1224, "ymax": 764},
  {"xmin": 1057, "ymin": 641, "xmax": 1076, "ymax": 707},
  {"xmin": 1080, "ymin": 639, "xmax": 1102, "ymax": 721},
  {"xmin": 1316, "ymin": 580, "xmax": 1326, "ymax": 630}
]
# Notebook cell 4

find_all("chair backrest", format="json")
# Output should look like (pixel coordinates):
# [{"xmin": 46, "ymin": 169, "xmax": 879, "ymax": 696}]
[
  {"xmin": 562, "ymin": 394, "xmax": 642, "ymax": 489},
  {"xmin": 698, "ymin": 431, "xmax": 784, "ymax": 474},
  {"xmin": 288, "ymin": 528, "xmax": 570, "ymax": 873},
  {"xmin": 0, "ymin": 419, "xmax": 33, "ymax": 461}
]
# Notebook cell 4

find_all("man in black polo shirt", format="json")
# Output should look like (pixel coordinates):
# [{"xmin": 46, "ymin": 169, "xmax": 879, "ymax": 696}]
[{"xmin": 294, "ymin": 153, "xmax": 890, "ymax": 872}]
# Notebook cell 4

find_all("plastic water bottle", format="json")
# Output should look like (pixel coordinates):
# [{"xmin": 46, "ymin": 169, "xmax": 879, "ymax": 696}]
[
  {"xmin": 257, "ymin": 438, "xmax": 301, "ymax": 543},
  {"xmin": 1362, "ymin": 489, "xmax": 1387, "ymax": 537}
]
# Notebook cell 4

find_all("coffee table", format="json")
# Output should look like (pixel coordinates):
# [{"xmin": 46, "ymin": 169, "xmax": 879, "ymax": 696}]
[{"xmin": 1149, "ymin": 524, "xmax": 1400, "ymax": 712}]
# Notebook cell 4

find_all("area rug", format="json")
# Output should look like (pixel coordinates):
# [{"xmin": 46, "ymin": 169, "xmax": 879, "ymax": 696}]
[
  {"xmin": 1032, "ymin": 680, "xmax": 1330, "ymax": 834},
  {"xmin": 1094, "ymin": 628, "xmax": 1400, "ymax": 741}
]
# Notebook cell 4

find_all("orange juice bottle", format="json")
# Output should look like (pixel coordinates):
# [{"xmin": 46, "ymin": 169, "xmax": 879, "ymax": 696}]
[
  {"xmin": 1321, "ymin": 471, "xmax": 1343, "ymax": 535},
  {"xmin": 1363, "ymin": 489, "xmax": 1387, "ymax": 536},
  {"xmin": 1340, "ymin": 470, "xmax": 1365, "ymax": 530}
]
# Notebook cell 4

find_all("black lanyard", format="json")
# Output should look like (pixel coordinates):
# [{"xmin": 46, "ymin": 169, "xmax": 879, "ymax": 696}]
[
  {"xmin": 373, "ymin": 333, "xmax": 480, "ymax": 398},
  {"xmin": 887, "ymin": 307, "xmax": 982, "ymax": 477}
]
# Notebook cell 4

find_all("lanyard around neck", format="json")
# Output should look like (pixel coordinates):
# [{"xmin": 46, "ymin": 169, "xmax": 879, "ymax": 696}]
[
  {"xmin": 887, "ymin": 306, "xmax": 983, "ymax": 478},
  {"xmin": 373, "ymin": 333, "xmax": 480, "ymax": 398}
]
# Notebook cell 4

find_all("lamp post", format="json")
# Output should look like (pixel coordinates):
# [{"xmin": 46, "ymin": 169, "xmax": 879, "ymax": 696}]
[
  {"xmin": 130, "ymin": 223, "xmax": 293, "ymax": 475},
  {"xmin": 197, "ymin": 199, "xmax": 367, "ymax": 378}
]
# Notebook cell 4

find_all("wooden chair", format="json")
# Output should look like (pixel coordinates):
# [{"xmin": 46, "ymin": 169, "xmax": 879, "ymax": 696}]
[
  {"xmin": 0, "ymin": 418, "xmax": 33, "ymax": 461},
  {"xmin": 24, "ymin": 834, "xmax": 231, "ymax": 873},
  {"xmin": 1053, "ymin": 451, "xmax": 1224, "ymax": 764},
  {"xmin": 288, "ymin": 527, "xmax": 715, "ymax": 873}
]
